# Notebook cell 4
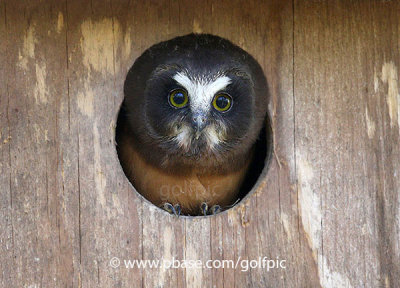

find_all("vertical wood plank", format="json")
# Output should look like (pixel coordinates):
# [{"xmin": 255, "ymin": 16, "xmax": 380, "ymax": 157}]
[
  {"xmin": 294, "ymin": 1, "xmax": 400, "ymax": 287},
  {"xmin": 369, "ymin": 2, "xmax": 400, "ymax": 286},
  {"xmin": 55, "ymin": 2, "xmax": 81, "ymax": 286},
  {"xmin": 65, "ymin": 0, "xmax": 145, "ymax": 286},
  {"xmin": 1, "ymin": 1, "xmax": 75, "ymax": 287},
  {"xmin": 0, "ymin": 1, "xmax": 13, "ymax": 286}
]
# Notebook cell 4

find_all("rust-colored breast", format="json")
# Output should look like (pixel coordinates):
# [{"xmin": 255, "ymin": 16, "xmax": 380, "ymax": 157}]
[{"xmin": 118, "ymin": 131, "xmax": 250, "ymax": 215}]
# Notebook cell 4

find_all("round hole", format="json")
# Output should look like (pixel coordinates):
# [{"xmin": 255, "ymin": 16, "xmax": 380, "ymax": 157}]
[{"xmin": 115, "ymin": 34, "xmax": 273, "ymax": 217}]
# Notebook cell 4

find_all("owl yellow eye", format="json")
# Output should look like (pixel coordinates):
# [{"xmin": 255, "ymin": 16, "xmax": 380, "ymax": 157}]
[
  {"xmin": 212, "ymin": 93, "xmax": 232, "ymax": 112},
  {"xmin": 169, "ymin": 89, "xmax": 188, "ymax": 108}
]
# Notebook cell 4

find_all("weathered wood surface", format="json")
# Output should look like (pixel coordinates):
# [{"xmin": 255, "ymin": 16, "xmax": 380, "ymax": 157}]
[{"xmin": 0, "ymin": 0, "xmax": 399, "ymax": 287}]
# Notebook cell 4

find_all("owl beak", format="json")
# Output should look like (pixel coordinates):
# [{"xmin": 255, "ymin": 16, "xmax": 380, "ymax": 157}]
[{"xmin": 192, "ymin": 114, "xmax": 207, "ymax": 137}]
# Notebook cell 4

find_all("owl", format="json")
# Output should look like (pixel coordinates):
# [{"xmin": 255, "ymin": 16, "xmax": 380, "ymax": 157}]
[{"xmin": 117, "ymin": 34, "xmax": 268, "ymax": 216}]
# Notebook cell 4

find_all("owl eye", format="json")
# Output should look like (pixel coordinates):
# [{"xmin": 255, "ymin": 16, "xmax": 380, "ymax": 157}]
[
  {"xmin": 169, "ymin": 89, "xmax": 188, "ymax": 108},
  {"xmin": 212, "ymin": 93, "xmax": 232, "ymax": 112}
]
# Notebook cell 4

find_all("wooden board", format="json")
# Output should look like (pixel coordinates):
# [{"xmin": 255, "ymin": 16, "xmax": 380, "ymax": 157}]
[
  {"xmin": 0, "ymin": 0, "xmax": 399, "ymax": 287},
  {"xmin": 294, "ymin": 1, "xmax": 400, "ymax": 286}
]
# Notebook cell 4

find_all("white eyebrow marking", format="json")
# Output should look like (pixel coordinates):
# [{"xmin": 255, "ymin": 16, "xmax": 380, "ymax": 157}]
[{"xmin": 173, "ymin": 72, "xmax": 232, "ymax": 112}]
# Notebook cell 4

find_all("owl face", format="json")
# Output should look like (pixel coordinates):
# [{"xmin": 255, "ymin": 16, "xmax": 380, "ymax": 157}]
[
  {"xmin": 144, "ymin": 63, "xmax": 255, "ymax": 159},
  {"xmin": 123, "ymin": 34, "xmax": 268, "ymax": 169}
]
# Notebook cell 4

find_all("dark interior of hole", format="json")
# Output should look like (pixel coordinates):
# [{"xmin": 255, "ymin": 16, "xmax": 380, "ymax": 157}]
[
  {"xmin": 116, "ymin": 105, "xmax": 272, "ymax": 214},
  {"xmin": 237, "ymin": 117, "xmax": 272, "ymax": 202}
]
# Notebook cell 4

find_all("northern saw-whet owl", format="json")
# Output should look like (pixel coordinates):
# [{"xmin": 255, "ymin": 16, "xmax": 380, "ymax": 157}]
[{"xmin": 117, "ymin": 34, "xmax": 268, "ymax": 216}]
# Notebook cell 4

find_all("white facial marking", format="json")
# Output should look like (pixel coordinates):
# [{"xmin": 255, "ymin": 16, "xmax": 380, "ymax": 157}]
[
  {"xmin": 173, "ymin": 72, "xmax": 231, "ymax": 112},
  {"xmin": 204, "ymin": 123, "xmax": 227, "ymax": 150},
  {"xmin": 173, "ymin": 122, "xmax": 226, "ymax": 152},
  {"xmin": 204, "ymin": 126, "xmax": 220, "ymax": 150},
  {"xmin": 175, "ymin": 125, "xmax": 192, "ymax": 151}
]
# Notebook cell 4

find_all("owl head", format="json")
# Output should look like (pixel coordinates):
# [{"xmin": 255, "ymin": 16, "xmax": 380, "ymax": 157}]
[{"xmin": 123, "ymin": 34, "xmax": 268, "ymax": 173}]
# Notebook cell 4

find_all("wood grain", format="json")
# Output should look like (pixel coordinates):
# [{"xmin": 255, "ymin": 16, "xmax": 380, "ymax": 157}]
[
  {"xmin": 0, "ymin": 1, "xmax": 12, "ymax": 287},
  {"xmin": 294, "ymin": 1, "xmax": 400, "ymax": 286},
  {"xmin": 0, "ymin": 0, "xmax": 399, "ymax": 287}
]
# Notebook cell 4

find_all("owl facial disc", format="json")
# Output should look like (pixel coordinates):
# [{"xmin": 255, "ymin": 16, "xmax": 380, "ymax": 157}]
[{"xmin": 172, "ymin": 72, "xmax": 231, "ymax": 152}]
